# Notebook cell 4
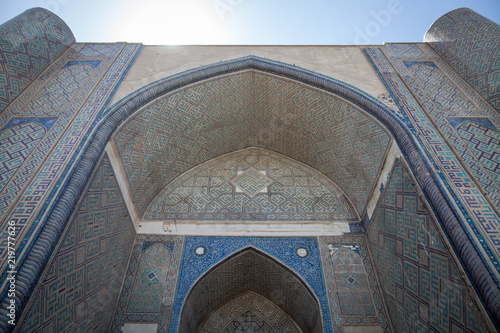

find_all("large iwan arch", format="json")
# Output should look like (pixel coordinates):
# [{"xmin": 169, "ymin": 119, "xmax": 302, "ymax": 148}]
[{"xmin": 8, "ymin": 55, "xmax": 500, "ymax": 331}]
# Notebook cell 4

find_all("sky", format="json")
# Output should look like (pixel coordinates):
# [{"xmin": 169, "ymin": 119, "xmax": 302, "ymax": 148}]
[{"xmin": 0, "ymin": 0, "xmax": 499, "ymax": 45}]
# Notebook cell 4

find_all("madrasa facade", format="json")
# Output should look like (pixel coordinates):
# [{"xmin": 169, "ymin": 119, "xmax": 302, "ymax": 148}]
[{"xmin": 0, "ymin": 6, "xmax": 499, "ymax": 333}]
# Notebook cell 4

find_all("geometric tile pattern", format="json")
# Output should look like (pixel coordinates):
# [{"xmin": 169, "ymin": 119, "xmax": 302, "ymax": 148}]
[
  {"xmin": 0, "ymin": 61, "xmax": 95, "ymax": 220},
  {"xmin": 319, "ymin": 236, "xmax": 391, "ymax": 332},
  {"xmin": 110, "ymin": 235, "xmax": 184, "ymax": 333},
  {"xmin": 404, "ymin": 61, "xmax": 500, "ymax": 207},
  {"xmin": 145, "ymin": 148, "xmax": 359, "ymax": 221},
  {"xmin": 329, "ymin": 245, "xmax": 375, "ymax": 317},
  {"xmin": 455, "ymin": 120, "xmax": 500, "ymax": 190},
  {"xmin": 198, "ymin": 291, "xmax": 301, "ymax": 333},
  {"xmin": 0, "ymin": 121, "xmax": 48, "ymax": 191},
  {"xmin": 231, "ymin": 167, "xmax": 273, "ymax": 197},
  {"xmin": 114, "ymin": 71, "xmax": 391, "ymax": 217},
  {"xmin": 425, "ymin": 8, "xmax": 500, "ymax": 112},
  {"xmin": 252, "ymin": 74, "xmax": 391, "ymax": 215},
  {"xmin": 170, "ymin": 237, "xmax": 332, "ymax": 333},
  {"xmin": 402, "ymin": 61, "xmax": 473, "ymax": 110},
  {"xmin": 218, "ymin": 312, "xmax": 279, "ymax": 333},
  {"xmin": 24, "ymin": 61, "xmax": 97, "ymax": 111},
  {"xmin": 127, "ymin": 243, "xmax": 173, "ymax": 313},
  {"xmin": 78, "ymin": 44, "xmax": 115, "ymax": 58},
  {"xmin": 364, "ymin": 44, "xmax": 500, "ymax": 288},
  {"xmin": 16, "ymin": 154, "xmax": 136, "ymax": 333},
  {"xmin": 0, "ymin": 42, "xmax": 141, "ymax": 296},
  {"xmin": 367, "ymin": 160, "xmax": 491, "ymax": 332},
  {"xmin": 0, "ymin": 8, "xmax": 75, "ymax": 112}
]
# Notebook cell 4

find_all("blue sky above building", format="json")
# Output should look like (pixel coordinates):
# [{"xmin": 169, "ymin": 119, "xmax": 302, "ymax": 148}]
[{"xmin": 1, "ymin": 0, "xmax": 499, "ymax": 45}]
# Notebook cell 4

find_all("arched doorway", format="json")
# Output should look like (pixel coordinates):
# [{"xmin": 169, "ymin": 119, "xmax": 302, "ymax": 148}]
[{"xmin": 178, "ymin": 247, "xmax": 323, "ymax": 333}]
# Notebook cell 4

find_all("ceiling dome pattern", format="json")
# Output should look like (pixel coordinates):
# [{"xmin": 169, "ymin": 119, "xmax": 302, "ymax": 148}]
[
  {"xmin": 144, "ymin": 148, "xmax": 359, "ymax": 221},
  {"xmin": 113, "ymin": 70, "xmax": 391, "ymax": 217}
]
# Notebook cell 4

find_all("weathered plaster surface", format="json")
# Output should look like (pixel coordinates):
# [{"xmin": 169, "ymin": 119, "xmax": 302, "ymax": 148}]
[{"xmin": 110, "ymin": 45, "xmax": 387, "ymax": 105}]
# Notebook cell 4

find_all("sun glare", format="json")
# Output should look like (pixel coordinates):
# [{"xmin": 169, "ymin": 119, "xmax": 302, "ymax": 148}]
[{"xmin": 117, "ymin": 1, "xmax": 227, "ymax": 45}]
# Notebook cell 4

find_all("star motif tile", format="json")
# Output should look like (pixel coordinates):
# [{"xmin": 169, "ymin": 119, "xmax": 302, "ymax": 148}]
[{"xmin": 230, "ymin": 167, "xmax": 273, "ymax": 197}]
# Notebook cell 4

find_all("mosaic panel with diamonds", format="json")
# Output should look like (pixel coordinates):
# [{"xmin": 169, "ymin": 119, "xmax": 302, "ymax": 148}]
[
  {"xmin": 319, "ymin": 236, "xmax": 391, "ymax": 332},
  {"xmin": 110, "ymin": 234, "xmax": 184, "ymax": 333},
  {"xmin": 16, "ymin": 154, "xmax": 136, "ymax": 333},
  {"xmin": 367, "ymin": 159, "xmax": 491, "ymax": 332}
]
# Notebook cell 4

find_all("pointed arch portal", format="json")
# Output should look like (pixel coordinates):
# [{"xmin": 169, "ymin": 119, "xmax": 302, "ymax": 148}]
[{"xmin": 178, "ymin": 247, "xmax": 321, "ymax": 333}]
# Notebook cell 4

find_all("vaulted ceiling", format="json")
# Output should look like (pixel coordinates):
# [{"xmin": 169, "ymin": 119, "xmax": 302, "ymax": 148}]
[{"xmin": 113, "ymin": 70, "xmax": 392, "ymax": 219}]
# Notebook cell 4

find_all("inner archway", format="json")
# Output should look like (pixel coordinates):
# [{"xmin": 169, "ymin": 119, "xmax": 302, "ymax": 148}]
[{"xmin": 178, "ymin": 247, "xmax": 323, "ymax": 333}]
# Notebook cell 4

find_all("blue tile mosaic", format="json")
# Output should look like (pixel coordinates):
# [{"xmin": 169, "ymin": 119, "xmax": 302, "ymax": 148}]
[
  {"xmin": 425, "ymin": 8, "xmax": 500, "ymax": 111},
  {"xmin": 16, "ymin": 154, "xmax": 136, "ymax": 333}
]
